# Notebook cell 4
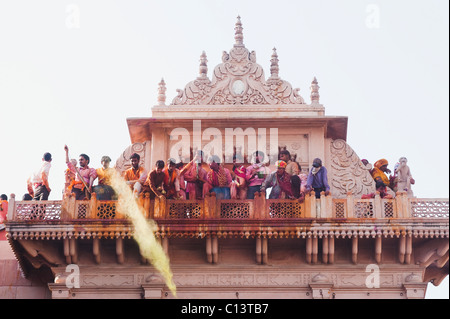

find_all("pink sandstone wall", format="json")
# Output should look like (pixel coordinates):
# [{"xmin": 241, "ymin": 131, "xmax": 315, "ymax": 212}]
[{"xmin": 0, "ymin": 236, "xmax": 50, "ymax": 299}]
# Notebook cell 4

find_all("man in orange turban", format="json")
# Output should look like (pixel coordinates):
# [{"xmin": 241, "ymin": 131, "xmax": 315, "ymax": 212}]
[{"xmin": 371, "ymin": 159, "xmax": 396, "ymax": 198}]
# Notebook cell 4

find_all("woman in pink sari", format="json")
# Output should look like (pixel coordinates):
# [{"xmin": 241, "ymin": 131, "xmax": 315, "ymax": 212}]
[{"xmin": 180, "ymin": 151, "xmax": 208, "ymax": 200}]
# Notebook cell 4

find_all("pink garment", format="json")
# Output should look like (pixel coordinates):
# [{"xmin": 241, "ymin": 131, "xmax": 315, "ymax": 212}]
[
  {"xmin": 183, "ymin": 163, "xmax": 207, "ymax": 200},
  {"xmin": 245, "ymin": 164, "xmax": 270, "ymax": 187},
  {"xmin": 67, "ymin": 161, "xmax": 97, "ymax": 189},
  {"xmin": 298, "ymin": 173, "xmax": 308, "ymax": 193}
]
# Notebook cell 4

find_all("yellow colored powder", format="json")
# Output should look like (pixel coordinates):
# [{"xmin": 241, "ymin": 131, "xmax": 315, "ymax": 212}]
[{"xmin": 109, "ymin": 171, "xmax": 176, "ymax": 296}]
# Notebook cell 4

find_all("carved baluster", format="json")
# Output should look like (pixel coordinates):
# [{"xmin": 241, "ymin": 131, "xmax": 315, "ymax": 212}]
[
  {"xmin": 312, "ymin": 235, "xmax": 318, "ymax": 264},
  {"xmin": 212, "ymin": 237, "xmax": 218, "ymax": 263},
  {"xmin": 346, "ymin": 191, "xmax": 354, "ymax": 218},
  {"xmin": 7, "ymin": 193, "xmax": 15, "ymax": 220},
  {"xmin": 143, "ymin": 193, "xmax": 151, "ymax": 219},
  {"xmin": 374, "ymin": 191, "xmax": 383, "ymax": 218},
  {"xmin": 89, "ymin": 192, "xmax": 98, "ymax": 219},
  {"xmin": 375, "ymin": 235, "xmax": 382, "ymax": 264},
  {"xmin": 352, "ymin": 235, "xmax": 358, "ymax": 264},
  {"xmin": 70, "ymin": 238, "xmax": 78, "ymax": 264},
  {"xmin": 405, "ymin": 232, "xmax": 412, "ymax": 264},
  {"xmin": 328, "ymin": 234, "xmax": 335, "ymax": 264},
  {"xmin": 116, "ymin": 237, "xmax": 124, "ymax": 264},
  {"xmin": 306, "ymin": 233, "xmax": 312, "ymax": 264},
  {"xmin": 206, "ymin": 237, "xmax": 212, "ymax": 263},
  {"xmin": 256, "ymin": 237, "xmax": 262, "ymax": 264},
  {"xmin": 322, "ymin": 233, "xmax": 329, "ymax": 264},
  {"xmin": 399, "ymin": 231, "xmax": 406, "ymax": 264},
  {"xmin": 93, "ymin": 238, "xmax": 101, "ymax": 264},
  {"xmin": 262, "ymin": 237, "xmax": 268, "ymax": 264},
  {"xmin": 63, "ymin": 237, "xmax": 71, "ymax": 264}
]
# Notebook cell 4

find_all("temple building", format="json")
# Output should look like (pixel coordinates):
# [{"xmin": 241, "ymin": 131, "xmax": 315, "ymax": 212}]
[{"xmin": 1, "ymin": 17, "xmax": 448, "ymax": 299}]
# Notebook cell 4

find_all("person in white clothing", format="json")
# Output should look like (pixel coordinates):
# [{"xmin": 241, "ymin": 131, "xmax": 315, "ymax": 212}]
[{"xmin": 27, "ymin": 152, "xmax": 52, "ymax": 200}]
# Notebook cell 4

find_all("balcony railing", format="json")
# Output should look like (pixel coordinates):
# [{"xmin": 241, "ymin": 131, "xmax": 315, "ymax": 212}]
[{"xmin": 6, "ymin": 191, "xmax": 449, "ymax": 222}]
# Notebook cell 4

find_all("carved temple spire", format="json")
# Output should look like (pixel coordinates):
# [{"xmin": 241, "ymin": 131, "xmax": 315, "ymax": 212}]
[
  {"xmin": 310, "ymin": 76, "xmax": 320, "ymax": 104},
  {"xmin": 270, "ymin": 47, "xmax": 279, "ymax": 78},
  {"xmin": 234, "ymin": 16, "xmax": 244, "ymax": 47},
  {"xmin": 199, "ymin": 51, "xmax": 208, "ymax": 78},
  {"xmin": 157, "ymin": 78, "xmax": 167, "ymax": 106}
]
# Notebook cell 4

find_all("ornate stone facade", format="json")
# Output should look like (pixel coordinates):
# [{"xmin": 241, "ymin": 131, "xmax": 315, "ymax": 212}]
[{"xmin": 3, "ymin": 17, "xmax": 449, "ymax": 300}]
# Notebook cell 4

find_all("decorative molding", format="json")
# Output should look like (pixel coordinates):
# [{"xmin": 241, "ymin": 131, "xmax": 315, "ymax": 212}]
[
  {"xmin": 115, "ymin": 142, "xmax": 148, "ymax": 174},
  {"xmin": 170, "ymin": 17, "xmax": 307, "ymax": 107},
  {"xmin": 329, "ymin": 139, "xmax": 375, "ymax": 198}
]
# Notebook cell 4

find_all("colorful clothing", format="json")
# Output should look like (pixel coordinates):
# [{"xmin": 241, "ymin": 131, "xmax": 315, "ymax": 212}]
[
  {"xmin": 371, "ymin": 159, "xmax": 390, "ymax": 187},
  {"xmin": 96, "ymin": 167, "xmax": 114, "ymax": 186},
  {"xmin": 67, "ymin": 161, "xmax": 97, "ymax": 190},
  {"xmin": 306, "ymin": 166, "xmax": 330, "ymax": 198},
  {"xmin": 206, "ymin": 166, "xmax": 232, "ymax": 200},
  {"xmin": 245, "ymin": 164, "xmax": 270, "ymax": 187},
  {"xmin": 261, "ymin": 171, "xmax": 293, "ymax": 199},
  {"xmin": 182, "ymin": 162, "xmax": 207, "ymax": 200},
  {"xmin": 147, "ymin": 170, "xmax": 166, "ymax": 199},
  {"xmin": 285, "ymin": 160, "xmax": 300, "ymax": 176},
  {"xmin": 163, "ymin": 168, "xmax": 181, "ymax": 199},
  {"xmin": 123, "ymin": 166, "xmax": 147, "ymax": 185},
  {"xmin": 207, "ymin": 167, "xmax": 232, "ymax": 188}
]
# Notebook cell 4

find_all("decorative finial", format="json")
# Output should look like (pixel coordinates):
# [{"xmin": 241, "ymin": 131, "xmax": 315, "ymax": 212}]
[
  {"xmin": 157, "ymin": 78, "xmax": 166, "ymax": 106},
  {"xmin": 270, "ymin": 47, "xmax": 279, "ymax": 78},
  {"xmin": 234, "ymin": 15, "xmax": 244, "ymax": 47},
  {"xmin": 310, "ymin": 77, "xmax": 320, "ymax": 104},
  {"xmin": 199, "ymin": 51, "xmax": 208, "ymax": 78}
]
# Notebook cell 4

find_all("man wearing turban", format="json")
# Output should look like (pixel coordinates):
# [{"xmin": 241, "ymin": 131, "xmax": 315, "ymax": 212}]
[
  {"xmin": 371, "ymin": 158, "xmax": 396, "ymax": 198},
  {"xmin": 260, "ymin": 160, "xmax": 294, "ymax": 199}
]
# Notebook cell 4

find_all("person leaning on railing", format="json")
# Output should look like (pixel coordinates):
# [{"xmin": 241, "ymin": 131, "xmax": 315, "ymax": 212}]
[
  {"xmin": 305, "ymin": 158, "xmax": 330, "ymax": 199},
  {"xmin": 260, "ymin": 160, "xmax": 295, "ymax": 199}
]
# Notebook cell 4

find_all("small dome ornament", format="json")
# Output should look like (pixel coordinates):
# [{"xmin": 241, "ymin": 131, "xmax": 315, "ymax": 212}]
[
  {"xmin": 157, "ymin": 78, "xmax": 167, "ymax": 106},
  {"xmin": 234, "ymin": 16, "xmax": 244, "ymax": 47},
  {"xmin": 310, "ymin": 76, "xmax": 320, "ymax": 104},
  {"xmin": 199, "ymin": 51, "xmax": 208, "ymax": 78},
  {"xmin": 270, "ymin": 47, "xmax": 279, "ymax": 78}
]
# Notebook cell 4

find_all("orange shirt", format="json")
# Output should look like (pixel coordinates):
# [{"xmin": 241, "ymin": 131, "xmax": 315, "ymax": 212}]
[
  {"xmin": 123, "ymin": 166, "xmax": 147, "ymax": 184},
  {"xmin": 96, "ymin": 167, "xmax": 114, "ymax": 185}
]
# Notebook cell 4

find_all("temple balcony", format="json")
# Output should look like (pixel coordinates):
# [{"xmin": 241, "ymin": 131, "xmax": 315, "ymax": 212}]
[{"xmin": 5, "ymin": 192, "xmax": 448, "ymax": 298}]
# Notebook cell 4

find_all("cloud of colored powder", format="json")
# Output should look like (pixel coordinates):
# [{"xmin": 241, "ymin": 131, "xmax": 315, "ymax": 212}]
[{"xmin": 109, "ymin": 171, "xmax": 176, "ymax": 297}]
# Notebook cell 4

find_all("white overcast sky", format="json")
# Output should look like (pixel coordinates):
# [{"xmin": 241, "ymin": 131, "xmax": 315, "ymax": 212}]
[{"xmin": 0, "ymin": 0, "xmax": 448, "ymax": 298}]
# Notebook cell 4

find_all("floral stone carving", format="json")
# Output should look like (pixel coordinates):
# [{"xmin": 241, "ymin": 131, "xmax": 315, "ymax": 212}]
[
  {"xmin": 171, "ymin": 17, "xmax": 305, "ymax": 106},
  {"xmin": 330, "ymin": 139, "xmax": 375, "ymax": 198}
]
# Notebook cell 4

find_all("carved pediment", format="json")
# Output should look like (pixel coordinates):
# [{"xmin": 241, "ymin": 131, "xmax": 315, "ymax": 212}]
[
  {"xmin": 329, "ymin": 139, "xmax": 375, "ymax": 198},
  {"xmin": 171, "ymin": 17, "xmax": 306, "ymax": 107}
]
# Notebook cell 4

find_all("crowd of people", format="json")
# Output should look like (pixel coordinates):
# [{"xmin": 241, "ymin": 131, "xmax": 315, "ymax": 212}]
[
  {"xmin": 3, "ymin": 146, "xmax": 415, "ymax": 209},
  {"xmin": 18, "ymin": 146, "xmax": 332, "ymax": 203}
]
